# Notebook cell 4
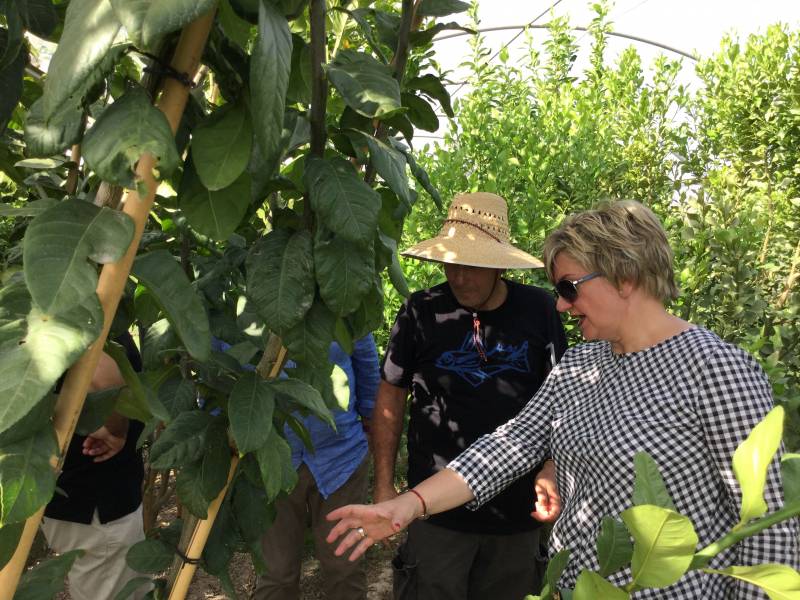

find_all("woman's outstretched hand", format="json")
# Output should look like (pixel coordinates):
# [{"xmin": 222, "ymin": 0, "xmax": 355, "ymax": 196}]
[{"xmin": 326, "ymin": 493, "xmax": 421, "ymax": 561}]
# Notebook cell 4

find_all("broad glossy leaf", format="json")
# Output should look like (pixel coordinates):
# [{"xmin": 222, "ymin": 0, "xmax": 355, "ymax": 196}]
[
  {"xmin": 544, "ymin": 548, "xmax": 571, "ymax": 591},
  {"xmin": 572, "ymin": 571, "xmax": 629, "ymax": 600},
  {"xmin": 83, "ymin": 87, "xmax": 180, "ymax": 190},
  {"xmin": 255, "ymin": 427, "xmax": 297, "ymax": 502},
  {"xmin": 14, "ymin": 550, "xmax": 83, "ymax": 600},
  {"xmin": 621, "ymin": 505, "xmax": 698, "ymax": 588},
  {"xmin": 176, "ymin": 461, "xmax": 210, "ymax": 519},
  {"xmin": 191, "ymin": 102, "xmax": 252, "ymax": 191},
  {"xmin": 0, "ymin": 286, "xmax": 102, "ymax": 439},
  {"xmin": 126, "ymin": 538, "xmax": 174, "ymax": 574},
  {"xmin": 406, "ymin": 73, "xmax": 454, "ymax": 117},
  {"xmin": 324, "ymin": 49, "xmax": 402, "ymax": 119},
  {"xmin": 229, "ymin": 372, "xmax": 275, "ymax": 454},
  {"xmin": 250, "ymin": 0, "xmax": 292, "ymax": 172},
  {"xmin": 305, "ymin": 157, "xmax": 380, "ymax": 244},
  {"xmin": 733, "ymin": 405, "xmax": 784, "ymax": 524},
  {"xmin": 0, "ymin": 30, "xmax": 27, "ymax": 134},
  {"xmin": 0, "ymin": 392, "xmax": 55, "ymax": 447},
  {"xmin": 246, "ymin": 229, "xmax": 315, "ymax": 334},
  {"xmin": 596, "ymin": 516, "xmax": 633, "ymax": 577},
  {"xmin": 417, "ymin": 0, "xmax": 470, "ymax": 17},
  {"xmin": 158, "ymin": 374, "xmax": 197, "ymax": 420},
  {"xmin": 782, "ymin": 454, "xmax": 800, "ymax": 504},
  {"xmin": 704, "ymin": 563, "xmax": 800, "ymax": 600},
  {"xmin": 42, "ymin": 0, "xmax": 125, "ymax": 119},
  {"xmin": 282, "ymin": 297, "xmax": 336, "ymax": 368},
  {"xmin": 388, "ymin": 137, "xmax": 442, "ymax": 209},
  {"xmin": 132, "ymin": 250, "xmax": 212, "ymax": 362},
  {"xmin": 23, "ymin": 198, "xmax": 134, "ymax": 314},
  {"xmin": 270, "ymin": 377, "xmax": 334, "ymax": 428},
  {"xmin": 0, "ymin": 426, "xmax": 57, "ymax": 525},
  {"xmin": 0, "ymin": 521, "xmax": 23, "ymax": 570},
  {"xmin": 200, "ymin": 420, "xmax": 232, "ymax": 501},
  {"xmin": 402, "ymin": 92, "xmax": 439, "ymax": 132},
  {"xmin": 110, "ymin": 0, "xmax": 217, "ymax": 50},
  {"xmin": 179, "ymin": 164, "xmax": 251, "ymax": 240},
  {"xmin": 315, "ymin": 235, "xmax": 374, "ymax": 316},
  {"xmin": 149, "ymin": 410, "xmax": 213, "ymax": 469},
  {"xmin": 632, "ymin": 452, "xmax": 675, "ymax": 509},
  {"xmin": 361, "ymin": 133, "xmax": 414, "ymax": 208}
]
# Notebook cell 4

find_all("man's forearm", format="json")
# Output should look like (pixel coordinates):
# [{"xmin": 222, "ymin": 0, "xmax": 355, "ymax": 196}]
[{"xmin": 371, "ymin": 381, "xmax": 408, "ymax": 493}]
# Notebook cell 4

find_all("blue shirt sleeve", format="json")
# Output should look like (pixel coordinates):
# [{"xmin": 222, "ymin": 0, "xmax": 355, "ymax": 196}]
[{"xmin": 350, "ymin": 333, "xmax": 380, "ymax": 420}]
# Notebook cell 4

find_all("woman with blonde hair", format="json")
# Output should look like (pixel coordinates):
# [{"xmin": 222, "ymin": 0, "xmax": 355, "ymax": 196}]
[{"xmin": 327, "ymin": 200, "xmax": 799, "ymax": 598}]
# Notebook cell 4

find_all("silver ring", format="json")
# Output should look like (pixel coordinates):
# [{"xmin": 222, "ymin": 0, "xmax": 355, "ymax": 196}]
[{"xmin": 356, "ymin": 526, "xmax": 367, "ymax": 539}]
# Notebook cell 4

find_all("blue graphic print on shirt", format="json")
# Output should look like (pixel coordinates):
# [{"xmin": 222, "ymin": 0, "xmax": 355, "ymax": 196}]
[{"xmin": 435, "ymin": 332, "xmax": 531, "ymax": 387}]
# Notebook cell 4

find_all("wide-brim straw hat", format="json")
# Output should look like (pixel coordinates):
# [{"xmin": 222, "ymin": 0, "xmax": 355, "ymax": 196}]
[{"xmin": 401, "ymin": 192, "xmax": 543, "ymax": 269}]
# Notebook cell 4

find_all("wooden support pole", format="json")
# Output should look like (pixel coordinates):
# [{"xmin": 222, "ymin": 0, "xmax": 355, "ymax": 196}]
[{"xmin": 0, "ymin": 11, "xmax": 215, "ymax": 599}]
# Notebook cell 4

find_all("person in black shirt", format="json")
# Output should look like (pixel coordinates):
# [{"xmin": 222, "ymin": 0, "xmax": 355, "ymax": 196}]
[
  {"xmin": 372, "ymin": 193, "xmax": 567, "ymax": 599},
  {"xmin": 42, "ymin": 333, "xmax": 151, "ymax": 600}
]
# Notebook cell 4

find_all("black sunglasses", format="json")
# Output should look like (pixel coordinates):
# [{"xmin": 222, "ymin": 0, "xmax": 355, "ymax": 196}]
[{"xmin": 554, "ymin": 272, "xmax": 601, "ymax": 302}]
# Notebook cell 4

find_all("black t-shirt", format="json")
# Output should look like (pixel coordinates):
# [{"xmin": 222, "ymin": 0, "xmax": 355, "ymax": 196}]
[
  {"xmin": 382, "ymin": 280, "xmax": 567, "ymax": 534},
  {"xmin": 45, "ymin": 333, "xmax": 145, "ymax": 525}
]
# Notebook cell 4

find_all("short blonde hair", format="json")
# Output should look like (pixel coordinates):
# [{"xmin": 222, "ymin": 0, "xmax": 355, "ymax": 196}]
[{"xmin": 543, "ymin": 200, "xmax": 679, "ymax": 302}]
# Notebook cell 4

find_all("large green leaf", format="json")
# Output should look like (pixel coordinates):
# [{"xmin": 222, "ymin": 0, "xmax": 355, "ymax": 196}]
[
  {"xmin": 125, "ymin": 538, "xmax": 174, "ymax": 574},
  {"xmin": 402, "ymin": 91, "xmax": 439, "ymax": 132},
  {"xmin": 0, "ymin": 426, "xmax": 57, "ymax": 526},
  {"xmin": 0, "ymin": 392, "xmax": 55, "ymax": 448},
  {"xmin": 596, "ymin": 516, "xmax": 633, "ymax": 578},
  {"xmin": 305, "ymin": 157, "xmax": 380, "ymax": 245},
  {"xmin": 632, "ymin": 452, "xmax": 676, "ymax": 510},
  {"xmin": 148, "ymin": 410, "xmax": 213, "ymax": 469},
  {"xmin": 572, "ymin": 570, "xmax": 629, "ymax": 600},
  {"xmin": 314, "ymin": 234, "xmax": 374, "ymax": 317},
  {"xmin": 191, "ymin": 102, "xmax": 253, "ymax": 191},
  {"xmin": 231, "ymin": 477, "xmax": 274, "ymax": 544},
  {"xmin": 254, "ymin": 427, "xmax": 297, "ymax": 502},
  {"xmin": 109, "ymin": 0, "xmax": 217, "ymax": 50},
  {"xmin": 14, "ymin": 550, "xmax": 83, "ymax": 600},
  {"xmin": 23, "ymin": 97, "xmax": 84, "ymax": 158},
  {"xmin": 782, "ymin": 454, "xmax": 800, "ymax": 504},
  {"xmin": 345, "ymin": 278, "xmax": 384, "ymax": 340},
  {"xmin": 360, "ymin": 133, "xmax": 414, "ymax": 208},
  {"xmin": 17, "ymin": 0, "xmax": 59, "ymax": 38},
  {"xmin": 324, "ymin": 49, "xmax": 402, "ymax": 119},
  {"xmin": 537, "ymin": 548, "xmax": 571, "ymax": 598},
  {"xmin": 245, "ymin": 229, "xmax": 315, "ymax": 335},
  {"xmin": 229, "ymin": 372, "xmax": 275, "ymax": 454},
  {"xmin": 132, "ymin": 250, "xmax": 212, "ymax": 362},
  {"xmin": 76, "ymin": 387, "xmax": 121, "ymax": 436},
  {"xmin": 250, "ymin": 0, "xmax": 292, "ymax": 172},
  {"xmin": 406, "ymin": 73, "xmax": 454, "ymax": 118},
  {"xmin": 0, "ymin": 285, "xmax": 102, "ymax": 439},
  {"xmin": 391, "ymin": 139, "xmax": 440, "ymax": 209},
  {"xmin": 0, "ymin": 521, "xmax": 23, "ymax": 570},
  {"xmin": 733, "ymin": 405, "xmax": 784, "ymax": 525},
  {"xmin": 42, "ymin": 0, "xmax": 125, "ymax": 119},
  {"xmin": 199, "ymin": 420, "xmax": 232, "ymax": 501},
  {"xmin": 270, "ymin": 377, "xmax": 334, "ymax": 427},
  {"xmin": 179, "ymin": 163, "xmax": 251, "ymax": 240},
  {"xmin": 282, "ymin": 297, "xmax": 336, "ymax": 368},
  {"xmin": 0, "ymin": 30, "xmax": 27, "ymax": 134},
  {"xmin": 23, "ymin": 198, "xmax": 134, "ymax": 314},
  {"xmin": 158, "ymin": 374, "xmax": 197, "ymax": 421},
  {"xmin": 704, "ymin": 563, "xmax": 800, "ymax": 600},
  {"xmin": 417, "ymin": 0, "xmax": 470, "ymax": 17},
  {"xmin": 83, "ymin": 87, "xmax": 180, "ymax": 191},
  {"xmin": 176, "ymin": 461, "xmax": 211, "ymax": 519},
  {"xmin": 621, "ymin": 505, "xmax": 698, "ymax": 589}
]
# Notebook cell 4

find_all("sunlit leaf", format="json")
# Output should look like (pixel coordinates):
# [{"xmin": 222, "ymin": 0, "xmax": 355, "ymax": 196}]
[
  {"xmin": 572, "ymin": 570, "xmax": 629, "ymax": 600},
  {"xmin": 110, "ymin": 0, "xmax": 216, "ymax": 50},
  {"xmin": 596, "ymin": 516, "xmax": 633, "ymax": 577},
  {"xmin": 632, "ymin": 451, "xmax": 676, "ymax": 510},
  {"xmin": 781, "ymin": 454, "xmax": 800, "ymax": 505},
  {"xmin": 324, "ymin": 49, "xmax": 402, "ymax": 119},
  {"xmin": 191, "ymin": 102, "xmax": 252, "ymax": 191},
  {"xmin": 704, "ymin": 563, "xmax": 800, "ymax": 600}
]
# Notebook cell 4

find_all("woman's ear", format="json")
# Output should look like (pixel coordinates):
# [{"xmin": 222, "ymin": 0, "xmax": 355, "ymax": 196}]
[{"xmin": 618, "ymin": 280, "xmax": 636, "ymax": 299}]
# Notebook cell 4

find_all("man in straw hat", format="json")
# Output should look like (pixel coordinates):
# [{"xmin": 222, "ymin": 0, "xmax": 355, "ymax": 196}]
[{"xmin": 372, "ymin": 192, "xmax": 567, "ymax": 599}]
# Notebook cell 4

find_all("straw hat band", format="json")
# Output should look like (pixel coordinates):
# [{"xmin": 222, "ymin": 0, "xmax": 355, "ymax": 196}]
[{"xmin": 443, "ymin": 218, "xmax": 504, "ymax": 243}]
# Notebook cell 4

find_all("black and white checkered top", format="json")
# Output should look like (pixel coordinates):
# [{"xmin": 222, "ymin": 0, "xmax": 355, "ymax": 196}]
[{"xmin": 448, "ymin": 327, "xmax": 799, "ymax": 598}]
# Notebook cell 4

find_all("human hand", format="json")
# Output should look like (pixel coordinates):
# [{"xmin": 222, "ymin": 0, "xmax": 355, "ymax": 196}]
[
  {"xmin": 82, "ymin": 425, "xmax": 126, "ymax": 462},
  {"xmin": 531, "ymin": 459, "xmax": 561, "ymax": 523},
  {"xmin": 326, "ymin": 493, "xmax": 420, "ymax": 561}
]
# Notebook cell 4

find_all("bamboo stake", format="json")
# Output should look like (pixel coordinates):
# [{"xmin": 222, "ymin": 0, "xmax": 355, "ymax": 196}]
[{"xmin": 0, "ymin": 11, "xmax": 215, "ymax": 599}]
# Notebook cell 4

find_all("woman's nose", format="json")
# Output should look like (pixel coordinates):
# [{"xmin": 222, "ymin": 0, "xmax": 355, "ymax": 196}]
[{"xmin": 555, "ymin": 295, "xmax": 571, "ymax": 313}]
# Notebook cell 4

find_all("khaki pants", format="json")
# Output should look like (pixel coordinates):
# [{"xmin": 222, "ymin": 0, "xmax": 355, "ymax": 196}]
[
  {"xmin": 252, "ymin": 459, "xmax": 369, "ymax": 600},
  {"xmin": 41, "ymin": 505, "xmax": 150, "ymax": 600}
]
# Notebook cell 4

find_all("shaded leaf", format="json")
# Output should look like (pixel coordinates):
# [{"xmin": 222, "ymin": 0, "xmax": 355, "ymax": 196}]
[
  {"xmin": 24, "ymin": 96, "xmax": 84, "ymax": 157},
  {"xmin": 14, "ymin": 550, "xmax": 83, "ymax": 600},
  {"xmin": 360, "ymin": 133, "xmax": 414, "ymax": 208},
  {"xmin": 0, "ymin": 29, "xmax": 27, "ymax": 134},
  {"xmin": 0, "ymin": 199, "xmax": 58, "ymax": 218},
  {"xmin": 0, "ymin": 425, "xmax": 57, "ymax": 525},
  {"xmin": 199, "ymin": 419, "xmax": 232, "ymax": 501},
  {"xmin": 733, "ymin": 405, "xmax": 784, "ymax": 524},
  {"xmin": 402, "ymin": 92, "xmax": 438, "ymax": 132},
  {"xmin": 229, "ymin": 372, "xmax": 276, "ymax": 454},
  {"xmin": 324, "ymin": 49, "xmax": 402, "ymax": 119},
  {"xmin": 125, "ymin": 538, "xmax": 174, "ymax": 574},
  {"xmin": 632, "ymin": 451, "xmax": 675, "ymax": 510},
  {"xmin": 282, "ymin": 297, "xmax": 336, "ymax": 367},
  {"xmin": 596, "ymin": 516, "xmax": 633, "ymax": 578},
  {"xmin": 305, "ymin": 156, "xmax": 380, "ymax": 245},
  {"xmin": 109, "ymin": 0, "xmax": 217, "ymax": 50},
  {"xmin": 621, "ymin": 505, "xmax": 698, "ymax": 589},
  {"xmin": 192, "ymin": 102, "xmax": 252, "ymax": 191},
  {"xmin": 158, "ymin": 374, "xmax": 197, "ymax": 420},
  {"xmin": 17, "ymin": 0, "xmax": 60, "ymax": 38},
  {"xmin": 179, "ymin": 163, "xmax": 251, "ymax": 240},
  {"xmin": 315, "ymin": 235, "xmax": 374, "ymax": 316},
  {"xmin": 543, "ymin": 548, "xmax": 571, "ymax": 594},
  {"xmin": 270, "ymin": 377, "xmax": 334, "ymax": 427},
  {"xmin": 417, "ymin": 0, "xmax": 470, "ymax": 17},
  {"xmin": 781, "ymin": 454, "xmax": 800, "ymax": 505},
  {"xmin": 76, "ymin": 387, "xmax": 121, "ymax": 436},
  {"xmin": 250, "ymin": 0, "xmax": 292, "ymax": 172},
  {"xmin": 231, "ymin": 476, "xmax": 274, "ymax": 543},
  {"xmin": 23, "ymin": 198, "xmax": 135, "ymax": 314},
  {"xmin": 83, "ymin": 87, "xmax": 180, "ymax": 190},
  {"xmin": 245, "ymin": 228, "xmax": 315, "ymax": 334},
  {"xmin": 132, "ymin": 250, "xmax": 212, "ymax": 362},
  {"xmin": 406, "ymin": 73, "xmax": 454, "ymax": 118},
  {"xmin": 0, "ymin": 521, "xmax": 23, "ymax": 571},
  {"xmin": 0, "ymin": 392, "xmax": 55, "ymax": 448},
  {"xmin": 149, "ymin": 410, "xmax": 213, "ymax": 469},
  {"xmin": 176, "ymin": 461, "xmax": 210, "ymax": 519},
  {"xmin": 704, "ymin": 563, "xmax": 800, "ymax": 600},
  {"xmin": 112, "ymin": 576, "xmax": 152, "ymax": 600},
  {"xmin": 409, "ymin": 21, "xmax": 473, "ymax": 47},
  {"xmin": 254, "ymin": 427, "xmax": 297, "ymax": 502}
]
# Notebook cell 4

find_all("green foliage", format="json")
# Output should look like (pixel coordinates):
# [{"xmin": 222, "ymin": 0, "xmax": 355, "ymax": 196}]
[{"xmin": 14, "ymin": 549, "xmax": 84, "ymax": 600}]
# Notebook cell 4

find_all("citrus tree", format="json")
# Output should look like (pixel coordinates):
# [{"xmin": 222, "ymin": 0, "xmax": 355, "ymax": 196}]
[{"xmin": 0, "ymin": 0, "xmax": 463, "ymax": 596}]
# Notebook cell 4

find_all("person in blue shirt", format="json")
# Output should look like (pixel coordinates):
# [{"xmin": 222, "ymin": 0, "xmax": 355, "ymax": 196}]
[{"xmin": 252, "ymin": 334, "xmax": 380, "ymax": 600}]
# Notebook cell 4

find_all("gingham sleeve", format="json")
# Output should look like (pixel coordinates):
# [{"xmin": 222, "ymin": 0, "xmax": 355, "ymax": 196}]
[
  {"xmin": 696, "ymin": 343, "xmax": 800, "ymax": 598},
  {"xmin": 447, "ymin": 358, "xmax": 561, "ymax": 508}
]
